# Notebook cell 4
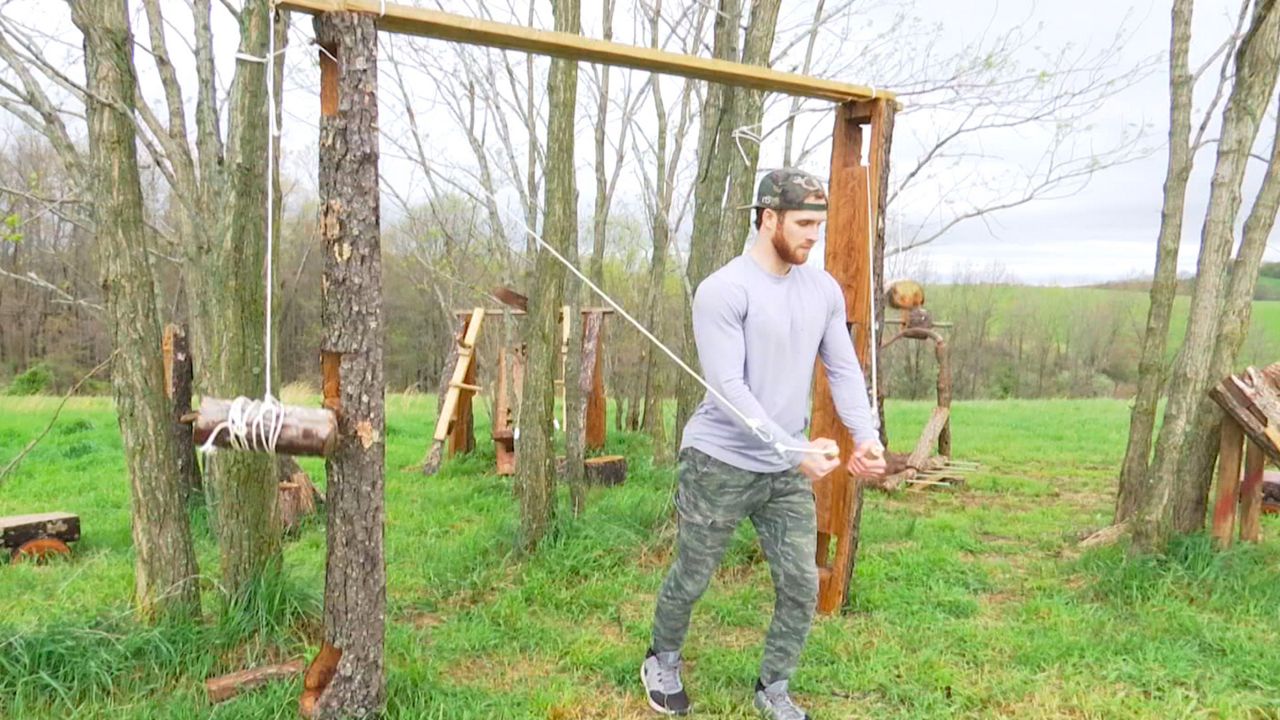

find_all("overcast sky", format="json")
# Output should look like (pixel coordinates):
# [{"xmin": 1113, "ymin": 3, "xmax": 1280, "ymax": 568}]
[
  {"xmin": 6, "ymin": 0, "xmax": 1277, "ymax": 287},
  {"xmin": 897, "ymin": 0, "xmax": 1280, "ymax": 285}
]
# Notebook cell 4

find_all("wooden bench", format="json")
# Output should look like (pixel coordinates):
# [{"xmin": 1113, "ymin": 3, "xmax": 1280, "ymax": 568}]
[{"xmin": 1, "ymin": 511, "xmax": 80, "ymax": 563}]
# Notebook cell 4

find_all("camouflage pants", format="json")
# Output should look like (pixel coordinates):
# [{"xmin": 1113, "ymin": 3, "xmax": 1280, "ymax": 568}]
[{"xmin": 651, "ymin": 447, "xmax": 819, "ymax": 685}]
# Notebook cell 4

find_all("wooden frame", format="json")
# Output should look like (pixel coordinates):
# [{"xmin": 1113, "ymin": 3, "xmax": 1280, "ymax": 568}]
[
  {"xmin": 279, "ymin": 0, "xmax": 892, "ymax": 103},
  {"xmin": 291, "ymin": 0, "xmax": 895, "ymax": 652}
]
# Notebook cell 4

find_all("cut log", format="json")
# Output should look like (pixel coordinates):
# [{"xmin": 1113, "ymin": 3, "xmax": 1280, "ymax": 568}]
[
  {"xmin": 584, "ymin": 455, "xmax": 626, "ymax": 486},
  {"xmin": 0, "ymin": 511, "xmax": 80, "ymax": 550},
  {"xmin": 277, "ymin": 456, "xmax": 323, "ymax": 534},
  {"xmin": 206, "ymin": 660, "xmax": 306, "ymax": 704},
  {"xmin": 192, "ymin": 398, "xmax": 337, "ymax": 457}
]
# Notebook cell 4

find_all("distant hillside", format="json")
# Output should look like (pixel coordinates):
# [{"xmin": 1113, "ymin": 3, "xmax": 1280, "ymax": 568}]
[
  {"xmin": 881, "ymin": 282, "xmax": 1280, "ymax": 401},
  {"xmin": 1087, "ymin": 264, "xmax": 1280, "ymax": 301}
]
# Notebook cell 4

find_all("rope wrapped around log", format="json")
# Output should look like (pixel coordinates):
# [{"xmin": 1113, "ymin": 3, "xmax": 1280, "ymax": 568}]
[{"xmin": 191, "ymin": 397, "xmax": 338, "ymax": 457}]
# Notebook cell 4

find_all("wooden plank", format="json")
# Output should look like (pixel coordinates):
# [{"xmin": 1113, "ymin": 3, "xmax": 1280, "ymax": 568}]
[
  {"xmin": 453, "ymin": 307, "xmax": 616, "ymax": 317},
  {"xmin": 279, "ymin": 0, "xmax": 892, "ymax": 103},
  {"xmin": 206, "ymin": 660, "xmax": 306, "ymax": 704},
  {"xmin": 1211, "ymin": 420, "xmax": 1245, "ymax": 547},
  {"xmin": 448, "ymin": 335, "xmax": 478, "ymax": 458},
  {"xmin": 1239, "ymin": 441, "xmax": 1265, "ymax": 543},
  {"xmin": 907, "ymin": 407, "xmax": 950, "ymax": 469},
  {"xmin": 0, "ymin": 512, "xmax": 80, "ymax": 549}
]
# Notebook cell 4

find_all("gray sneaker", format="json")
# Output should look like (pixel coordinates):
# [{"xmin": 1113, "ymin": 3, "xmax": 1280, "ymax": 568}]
[
  {"xmin": 641, "ymin": 648, "xmax": 690, "ymax": 715},
  {"xmin": 754, "ymin": 679, "xmax": 810, "ymax": 720}
]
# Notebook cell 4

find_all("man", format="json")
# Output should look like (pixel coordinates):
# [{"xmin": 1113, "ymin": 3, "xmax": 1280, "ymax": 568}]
[{"xmin": 641, "ymin": 168, "xmax": 886, "ymax": 719}]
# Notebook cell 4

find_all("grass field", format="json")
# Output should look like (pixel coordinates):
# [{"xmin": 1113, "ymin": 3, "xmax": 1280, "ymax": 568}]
[
  {"xmin": 1, "ymin": 395, "xmax": 1279, "ymax": 719},
  {"xmin": 922, "ymin": 285, "xmax": 1280, "ymax": 367}
]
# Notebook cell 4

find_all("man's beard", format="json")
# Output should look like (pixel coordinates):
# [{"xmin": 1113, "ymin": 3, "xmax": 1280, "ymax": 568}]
[{"xmin": 771, "ymin": 224, "xmax": 807, "ymax": 265}]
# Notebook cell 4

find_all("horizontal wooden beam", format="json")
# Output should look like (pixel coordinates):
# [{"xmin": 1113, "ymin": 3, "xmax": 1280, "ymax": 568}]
[
  {"xmin": 453, "ymin": 307, "xmax": 616, "ymax": 317},
  {"xmin": 278, "ymin": 0, "xmax": 892, "ymax": 102}
]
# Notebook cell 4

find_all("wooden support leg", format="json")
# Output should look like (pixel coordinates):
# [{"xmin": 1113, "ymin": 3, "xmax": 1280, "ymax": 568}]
[
  {"xmin": 1211, "ymin": 421, "xmax": 1245, "ymax": 547},
  {"xmin": 1239, "ymin": 441, "xmax": 1265, "ymax": 543}
]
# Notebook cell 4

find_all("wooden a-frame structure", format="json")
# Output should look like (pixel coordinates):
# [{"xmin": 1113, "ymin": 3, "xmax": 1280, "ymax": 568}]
[{"xmin": 277, "ymin": 0, "xmax": 896, "ymax": 712}]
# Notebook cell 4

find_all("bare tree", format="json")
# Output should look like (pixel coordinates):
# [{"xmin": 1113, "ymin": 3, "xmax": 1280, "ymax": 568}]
[
  {"xmin": 1116, "ymin": 0, "xmax": 1215, "ymax": 523},
  {"xmin": 517, "ymin": 0, "xmax": 581, "ymax": 552},
  {"xmin": 1130, "ymin": 0, "xmax": 1280, "ymax": 551},
  {"xmin": 70, "ymin": 0, "xmax": 199, "ymax": 621}
]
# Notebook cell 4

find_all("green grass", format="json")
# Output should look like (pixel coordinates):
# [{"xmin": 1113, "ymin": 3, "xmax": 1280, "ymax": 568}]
[{"xmin": 2, "ymin": 395, "xmax": 1279, "ymax": 718}]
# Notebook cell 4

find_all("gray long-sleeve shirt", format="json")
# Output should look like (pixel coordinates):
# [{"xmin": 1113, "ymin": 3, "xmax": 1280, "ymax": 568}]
[{"xmin": 679, "ymin": 253, "xmax": 879, "ymax": 472}]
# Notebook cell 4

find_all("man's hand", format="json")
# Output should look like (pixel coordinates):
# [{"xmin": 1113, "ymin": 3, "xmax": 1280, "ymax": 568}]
[
  {"xmin": 848, "ymin": 439, "xmax": 887, "ymax": 478},
  {"xmin": 798, "ymin": 438, "xmax": 840, "ymax": 480}
]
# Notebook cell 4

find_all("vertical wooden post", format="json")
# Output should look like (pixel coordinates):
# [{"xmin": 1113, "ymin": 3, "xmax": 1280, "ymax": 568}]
[
  {"xmin": 303, "ymin": 12, "xmax": 384, "ymax": 720},
  {"xmin": 584, "ymin": 313, "xmax": 607, "ymax": 450},
  {"xmin": 811, "ymin": 97, "xmax": 894, "ymax": 614},
  {"xmin": 1211, "ymin": 420, "xmax": 1245, "ymax": 547},
  {"xmin": 1239, "ymin": 441, "xmax": 1265, "ymax": 543},
  {"xmin": 163, "ymin": 323, "xmax": 201, "ymax": 503}
]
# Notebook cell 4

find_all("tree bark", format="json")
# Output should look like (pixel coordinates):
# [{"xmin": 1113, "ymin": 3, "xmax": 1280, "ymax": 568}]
[
  {"xmin": 675, "ymin": 0, "xmax": 742, "ymax": 434},
  {"xmin": 71, "ymin": 0, "xmax": 200, "ymax": 621},
  {"xmin": 1115, "ymin": 0, "xmax": 1195, "ymax": 524},
  {"xmin": 308, "ymin": 12, "xmax": 385, "ymax": 719},
  {"xmin": 516, "ymin": 0, "xmax": 580, "ymax": 552},
  {"xmin": 1132, "ymin": 0, "xmax": 1280, "ymax": 552}
]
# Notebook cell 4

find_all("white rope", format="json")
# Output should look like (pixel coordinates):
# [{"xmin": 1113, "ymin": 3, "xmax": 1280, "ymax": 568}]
[
  {"xmin": 486, "ymin": 193, "xmax": 833, "ymax": 460},
  {"xmin": 198, "ymin": 398, "xmax": 287, "ymax": 455},
  {"xmin": 731, "ymin": 124, "xmax": 762, "ymax": 168},
  {"xmin": 865, "ymin": 161, "xmax": 879, "ymax": 415}
]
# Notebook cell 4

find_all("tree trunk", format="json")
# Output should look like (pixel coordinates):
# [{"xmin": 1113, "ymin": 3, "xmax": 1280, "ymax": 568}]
[
  {"xmin": 517, "ymin": 0, "xmax": 580, "ymax": 552},
  {"xmin": 1115, "ymin": 0, "xmax": 1195, "ymax": 524},
  {"xmin": 1171, "ymin": 98, "xmax": 1280, "ymax": 531},
  {"xmin": 675, "ymin": 0, "xmax": 742, "ymax": 434},
  {"xmin": 308, "ymin": 12, "xmax": 385, "ymax": 719},
  {"xmin": 1132, "ymin": 0, "xmax": 1280, "ymax": 552},
  {"xmin": 588, "ymin": 0, "xmax": 614, "ymax": 289},
  {"xmin": 717, "ymin": 0, "xmax": 783, "ymax": 262},
  {"xmin": 186, "ymin": 0, "xmax": 283, "ymax": 600},
  {"xmin": 72, "ymin": 0, "xmax": 200, "ymax": 621}
]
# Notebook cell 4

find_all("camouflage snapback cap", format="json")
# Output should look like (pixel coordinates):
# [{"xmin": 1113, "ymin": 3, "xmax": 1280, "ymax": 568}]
[{"xmin": 743, "ymin": 168, "xmax": 828, "ymax": 211}]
